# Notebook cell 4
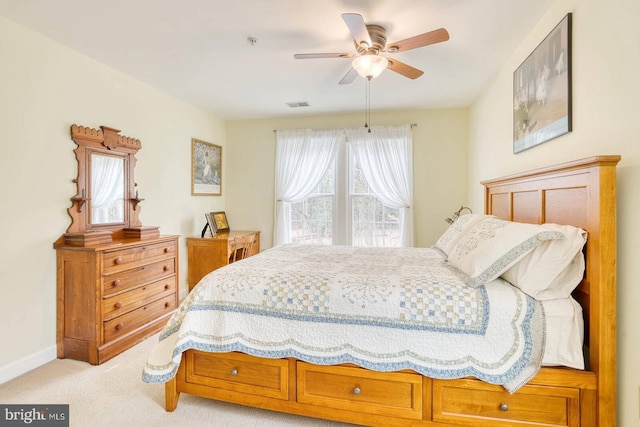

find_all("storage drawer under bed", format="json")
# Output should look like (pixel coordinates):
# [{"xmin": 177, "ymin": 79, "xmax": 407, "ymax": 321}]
[
  {"xmin": 297, "ymin": 362, "xmax": 423, "ymax": 420},
  {"xmin": 432, "ymin": 378, "xmax": 580, "ymax": 426},
  {"xmin": 184, "ymin": 351, "xmax": 289, "ymax": 400}
]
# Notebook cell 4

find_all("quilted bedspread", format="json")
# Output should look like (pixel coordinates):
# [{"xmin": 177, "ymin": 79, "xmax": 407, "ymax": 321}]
[{"xmin": 142, "ymin": 244, "xmax": 544, "ymax": 392}]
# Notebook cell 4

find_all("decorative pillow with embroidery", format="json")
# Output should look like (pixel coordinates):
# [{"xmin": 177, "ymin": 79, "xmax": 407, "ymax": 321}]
[
  {"xmin": 448, "ymin": 217, "xmax": 565, "ymax": 287},
  {"xmin": 501, "ymin": 223, "xmax": 587, "ymax": 300},
  {"xmin": 433, "ymin": 214, "xmax": 494, "ymax": 256}
]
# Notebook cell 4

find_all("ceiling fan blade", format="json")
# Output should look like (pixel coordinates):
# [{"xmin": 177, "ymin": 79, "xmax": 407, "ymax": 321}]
[
  {"xmin": 342, "ymin": 13, "xmax": 372, "ymax": 48},
  {"xmin": 386, "ymin": 28, "xmax": 449, "ymax": 53},
  {"xmin": 387, "ymin": 59, "xmax": 424, "ymax": 79},
  {"xmin": 294, "ymin": 53, "xmax": 354, "ymax": 59},
  {"xmin": 338, "ymin": 67, "xmax": 359, "ymax": 85}
]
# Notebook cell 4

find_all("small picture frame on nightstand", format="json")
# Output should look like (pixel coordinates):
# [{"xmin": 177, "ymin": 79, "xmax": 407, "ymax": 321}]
[
  {"xmin": 202, "ymin": 213, "xmax": 216, "ymax": 237},
  {"xmin": 211, "ymin": 211, "xmax": 230, "ymax": 232}
]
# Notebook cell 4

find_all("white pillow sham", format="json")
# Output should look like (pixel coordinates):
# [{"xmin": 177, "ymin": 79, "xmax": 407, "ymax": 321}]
[
  {"xmin": 541, "ymin": 297, "xmax": 585, "ymax": 369},
  {"xmin": 448, "ymin": 217, "xmax": 565, "ymax": 287},
  {"xmin": 501, "ymin": 223, "xmax": 587, "ymax": 300},
  {"xmin": 433, "ymin": 214, "xmax": 494, "ymax": 256}
]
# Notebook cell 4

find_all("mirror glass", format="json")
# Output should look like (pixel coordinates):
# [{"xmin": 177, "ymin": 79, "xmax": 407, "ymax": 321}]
[{"xmin": 90, "ymin": 153, "xmax": 125, "ymax": 225}]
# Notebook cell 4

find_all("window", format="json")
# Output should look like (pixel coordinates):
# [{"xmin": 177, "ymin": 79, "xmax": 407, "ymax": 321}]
[
  {"xmin": 290, "ymin": 164, "xmax": 335, "ymax": 244},
  {"xmin": 275, "ymin": 125, "xmax": 413, "ymax": 247},
  {"xmin": 290, "ymin": 148, "xmax": 400, "ymax": 247},
  {"xmin": 350, "ymin": 156, "xmax": 400, "ymax": 247}
]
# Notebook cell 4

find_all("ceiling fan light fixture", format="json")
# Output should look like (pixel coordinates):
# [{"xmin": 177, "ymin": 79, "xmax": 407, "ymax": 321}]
[{"xmin": 352, "ymin": 54, "xmax": 389, "ymax": 79}]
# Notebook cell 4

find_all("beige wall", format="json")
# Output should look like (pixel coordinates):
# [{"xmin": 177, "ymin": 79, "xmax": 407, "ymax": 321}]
[
  {"xmin": 225, "ymin": 108, "xmax": 469, "ymax": 250},
  {"xmin": 0, "ymin": 16, "xmax": 226, "ymax": 376},
  {"xmin": 468, "ymin": 0, "xmax": 640, "ymax": 424}
]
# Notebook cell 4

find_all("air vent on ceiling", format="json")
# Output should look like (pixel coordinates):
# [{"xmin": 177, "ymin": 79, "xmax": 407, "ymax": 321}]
[{"xmin": 286, "ymin": 101, "xmax": 310, "ymax": 108}]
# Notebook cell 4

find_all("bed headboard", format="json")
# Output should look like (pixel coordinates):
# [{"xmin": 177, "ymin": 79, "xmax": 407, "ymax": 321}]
[{"xmin": 482, "ymin": 155, "xmax": 620, "ymax": 421}]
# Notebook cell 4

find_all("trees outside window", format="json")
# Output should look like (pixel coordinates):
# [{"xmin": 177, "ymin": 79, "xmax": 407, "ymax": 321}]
[{"xmin": 290, "ymin": 150, "xmax": 400, "ymax": 247}]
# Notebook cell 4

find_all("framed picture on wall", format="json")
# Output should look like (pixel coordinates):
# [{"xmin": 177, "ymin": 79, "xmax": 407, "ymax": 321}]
[
  {"xmin": 513, "ymin": 13, "xmax": 572, "ymax": 153},
  {"xmin": 192, "ymin": 138, "xmax": 222, "ymax": 195}
]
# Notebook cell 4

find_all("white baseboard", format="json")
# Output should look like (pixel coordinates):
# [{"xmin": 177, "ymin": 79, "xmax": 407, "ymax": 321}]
[{"xmin": 0, "ymin": 345, "xmax": 57, "ymax": 384}]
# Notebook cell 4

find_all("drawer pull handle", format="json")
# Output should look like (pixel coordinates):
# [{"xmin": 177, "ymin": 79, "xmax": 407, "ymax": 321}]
[
  {"xmin": 231, "ymin": 369, "xmax": 238, "ymax": 376},
  {"xmin": 165, "ymin": 284, "xmax": 170, "ymax": 290},
  {"xmin": 163, "ymin": 265, "xmax": 169, "ymax": 271},
  {"xmin": 115, "ymin": 322, "xmax": 124, "ymax": 331},
  {"xmin": 500, "ymin": 403, "xmax": 509, "ymax": 412},
  {"xmin": 164, "ymin": 302, "xmax": 170, "ymax": 308},
  {"xmin": 114, "ymin": 302, "xmax": 122, "ymax": 309},
  {"xmin": 112, "ymin": 279, "xmax": 121, "ymax": 287},
  {"xmin": 114, "ymin": 257, "xmax": 122, "ymax": 265},
  {"xmin": 164, "ymin": 247, "xmax": 169, "ymax": 253},
  {"xmin": 353, "ymin": 387, "xmax": 361, "ymax": 395}
]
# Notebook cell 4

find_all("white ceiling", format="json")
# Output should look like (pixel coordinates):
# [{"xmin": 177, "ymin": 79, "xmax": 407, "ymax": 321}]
[{"xmin": 0, "ymin": 0, "xmax": 554, "ymax": 120}]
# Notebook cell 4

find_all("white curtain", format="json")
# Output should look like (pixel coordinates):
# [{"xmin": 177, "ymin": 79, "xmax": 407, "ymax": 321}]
[
  {"xmin": 91, "ymin": 154, "xmax": 125, "ymax": 224},
  {"xmin": 273, "ymin": 129, "xmax": 341, "ymax": 246},
  {"xmin": 347, "ymin": 125, "xmax": 414, "ymax": 247}
]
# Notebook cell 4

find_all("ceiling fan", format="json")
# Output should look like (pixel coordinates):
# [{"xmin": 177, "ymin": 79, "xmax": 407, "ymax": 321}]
[{"xmin": 294, "ymin": 13, "xmax": 449, "ymax": 84}]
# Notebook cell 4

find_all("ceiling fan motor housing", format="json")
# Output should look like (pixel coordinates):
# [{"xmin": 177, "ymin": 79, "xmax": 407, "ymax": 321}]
[{"xmin": 356, "ymin": 24, "xmax": 387, "ymax": 54}]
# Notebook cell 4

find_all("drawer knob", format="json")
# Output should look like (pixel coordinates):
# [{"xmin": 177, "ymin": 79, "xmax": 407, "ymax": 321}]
[
  {"xmin": 165, "ymin": 284, "xmax": 170, "ymax": 290},
  {"xmin": 112, "ymin": 279, "xmax": 121, "ymax": 287},
  {"xmin": 164, "ymin": 302, "xmax": 170, "ymax": 308},
  {"xmin": 500, "ymin": 403, "xmax": 509, "ymax": 412},
  {"xmin": 164, "ymin": 247, "xmax": 169, "ymax": 253},
  {"xmin": 163, "ymin": 265, "xmax": 169, "ymax": 271},
  {"xmin": 114, "ymin": 257, "xmax": 122, "ymax": 265},
  {"xmin": 115, "ymin": 322, "xmax": 124, "ymax": 331},
  {"xmin": 114, "ymin": 302, "xmax": 122, "ymax": 309},
  {"xmin": 353, "ymin": 387, "xmax": 361, "ymax": 395},
  {"xmin": 231, "ymin": 369, "xmax": 238, "ymax": 376}
]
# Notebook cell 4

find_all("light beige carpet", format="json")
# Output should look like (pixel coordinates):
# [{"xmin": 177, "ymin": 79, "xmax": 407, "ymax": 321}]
[{"xmin": 0, "ymin": 335, "xmax": 354, "ymax": 427}]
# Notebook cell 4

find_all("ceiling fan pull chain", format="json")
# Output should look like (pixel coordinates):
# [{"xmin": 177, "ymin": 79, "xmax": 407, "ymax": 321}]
[
  {"xmin": 367, "ymin": 77, "xmax": 372, "ymax": 133},
  {"xmin": 364, "ymin": 77, "xmax": 369, "ymax": 129}
]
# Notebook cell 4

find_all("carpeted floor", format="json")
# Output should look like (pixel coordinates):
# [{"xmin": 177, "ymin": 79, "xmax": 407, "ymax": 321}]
[{"xmin": 0, "ymin": 335, "xmax": 354, "ymax": 427}]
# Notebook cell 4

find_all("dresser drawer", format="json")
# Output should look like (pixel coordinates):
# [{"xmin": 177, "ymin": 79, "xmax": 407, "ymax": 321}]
[
  {"xmin": 185, "ymin": 351, "xmax": 289, "ymax": 400},
  {"xmin": 297, "ymin": 363, "xmax": 422, "ymax": 419},
  {"xmin": 432, "ymin": 378, "xmax": 580, "ymax": 426},
  {"xmin": 103, "ymin": 294, "xmax": 176, "ymax": 342},
  {"xmin": 102, "ymin": 240, "xmax": 176, "ymax": 274},
  {"xmin": 102, "ymin": 277, "xmax": 176, "ymax": 320},
  {"xmin": 102, "ymin": 258, "xmax": 175, "ymax": 296}
]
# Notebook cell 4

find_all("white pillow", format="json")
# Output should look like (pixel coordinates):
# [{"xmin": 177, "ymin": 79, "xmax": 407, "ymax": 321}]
[
  {"xmin": 448, "ymin": 217, "xmax": 565, "ymax": 287},
  {"xmin": 433, "ymin": 214, "xmax": 494, "ymax": 256},
  {"xmin": 501, "ymin": 223, "xmax": 587, "ymax": 300},
  {"xmin": 541, "ymin": 297, "xmax": 585, "ymax": 369}
]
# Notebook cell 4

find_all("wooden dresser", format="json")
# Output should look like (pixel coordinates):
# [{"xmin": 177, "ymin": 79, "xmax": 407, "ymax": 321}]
[
  {"xmin": 55, "ymin": 124, "xmax": 179, "ymax": 364},
  {"xmin": 186, "ymin": 230, "xmax": 260, "ymax": 291},
  {"xmin": 54, "ymin": 234, "xmax": 179, "ymax": 364}
]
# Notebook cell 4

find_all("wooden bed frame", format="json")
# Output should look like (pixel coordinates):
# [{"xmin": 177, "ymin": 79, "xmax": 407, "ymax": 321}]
[{"xmin": 164, "ymin": 155, "xmax": 620, "ymax": 426}]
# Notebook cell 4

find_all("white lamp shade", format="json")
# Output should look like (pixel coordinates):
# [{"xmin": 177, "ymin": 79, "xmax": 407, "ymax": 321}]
[{"xmin": 352, "ymin": 55, "xmax": 389, "ymax": 79}]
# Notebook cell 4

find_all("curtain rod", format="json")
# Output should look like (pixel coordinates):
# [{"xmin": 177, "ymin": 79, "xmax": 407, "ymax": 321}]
[{"xmin": 273, "ymin": 123, "xmax": 417, "ymax": 132}]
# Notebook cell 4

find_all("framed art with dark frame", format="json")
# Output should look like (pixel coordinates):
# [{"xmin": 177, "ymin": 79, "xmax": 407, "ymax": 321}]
[
  {"xmin": 513, "ymin": 13, "xmax": 571, "ymax": 154},
  {"xmin": 192, "ymin": 138, "xmax": 222, "ymax": 195},
  {"xmin": 211, "ymin": 211, "xmax": 230, "ymax": 232}
]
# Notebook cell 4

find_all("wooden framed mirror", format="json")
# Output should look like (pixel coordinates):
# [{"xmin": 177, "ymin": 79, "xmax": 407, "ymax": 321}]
[{"xmin": 60, "ymin": 124, "xmax": 158, "ymax": 246}]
